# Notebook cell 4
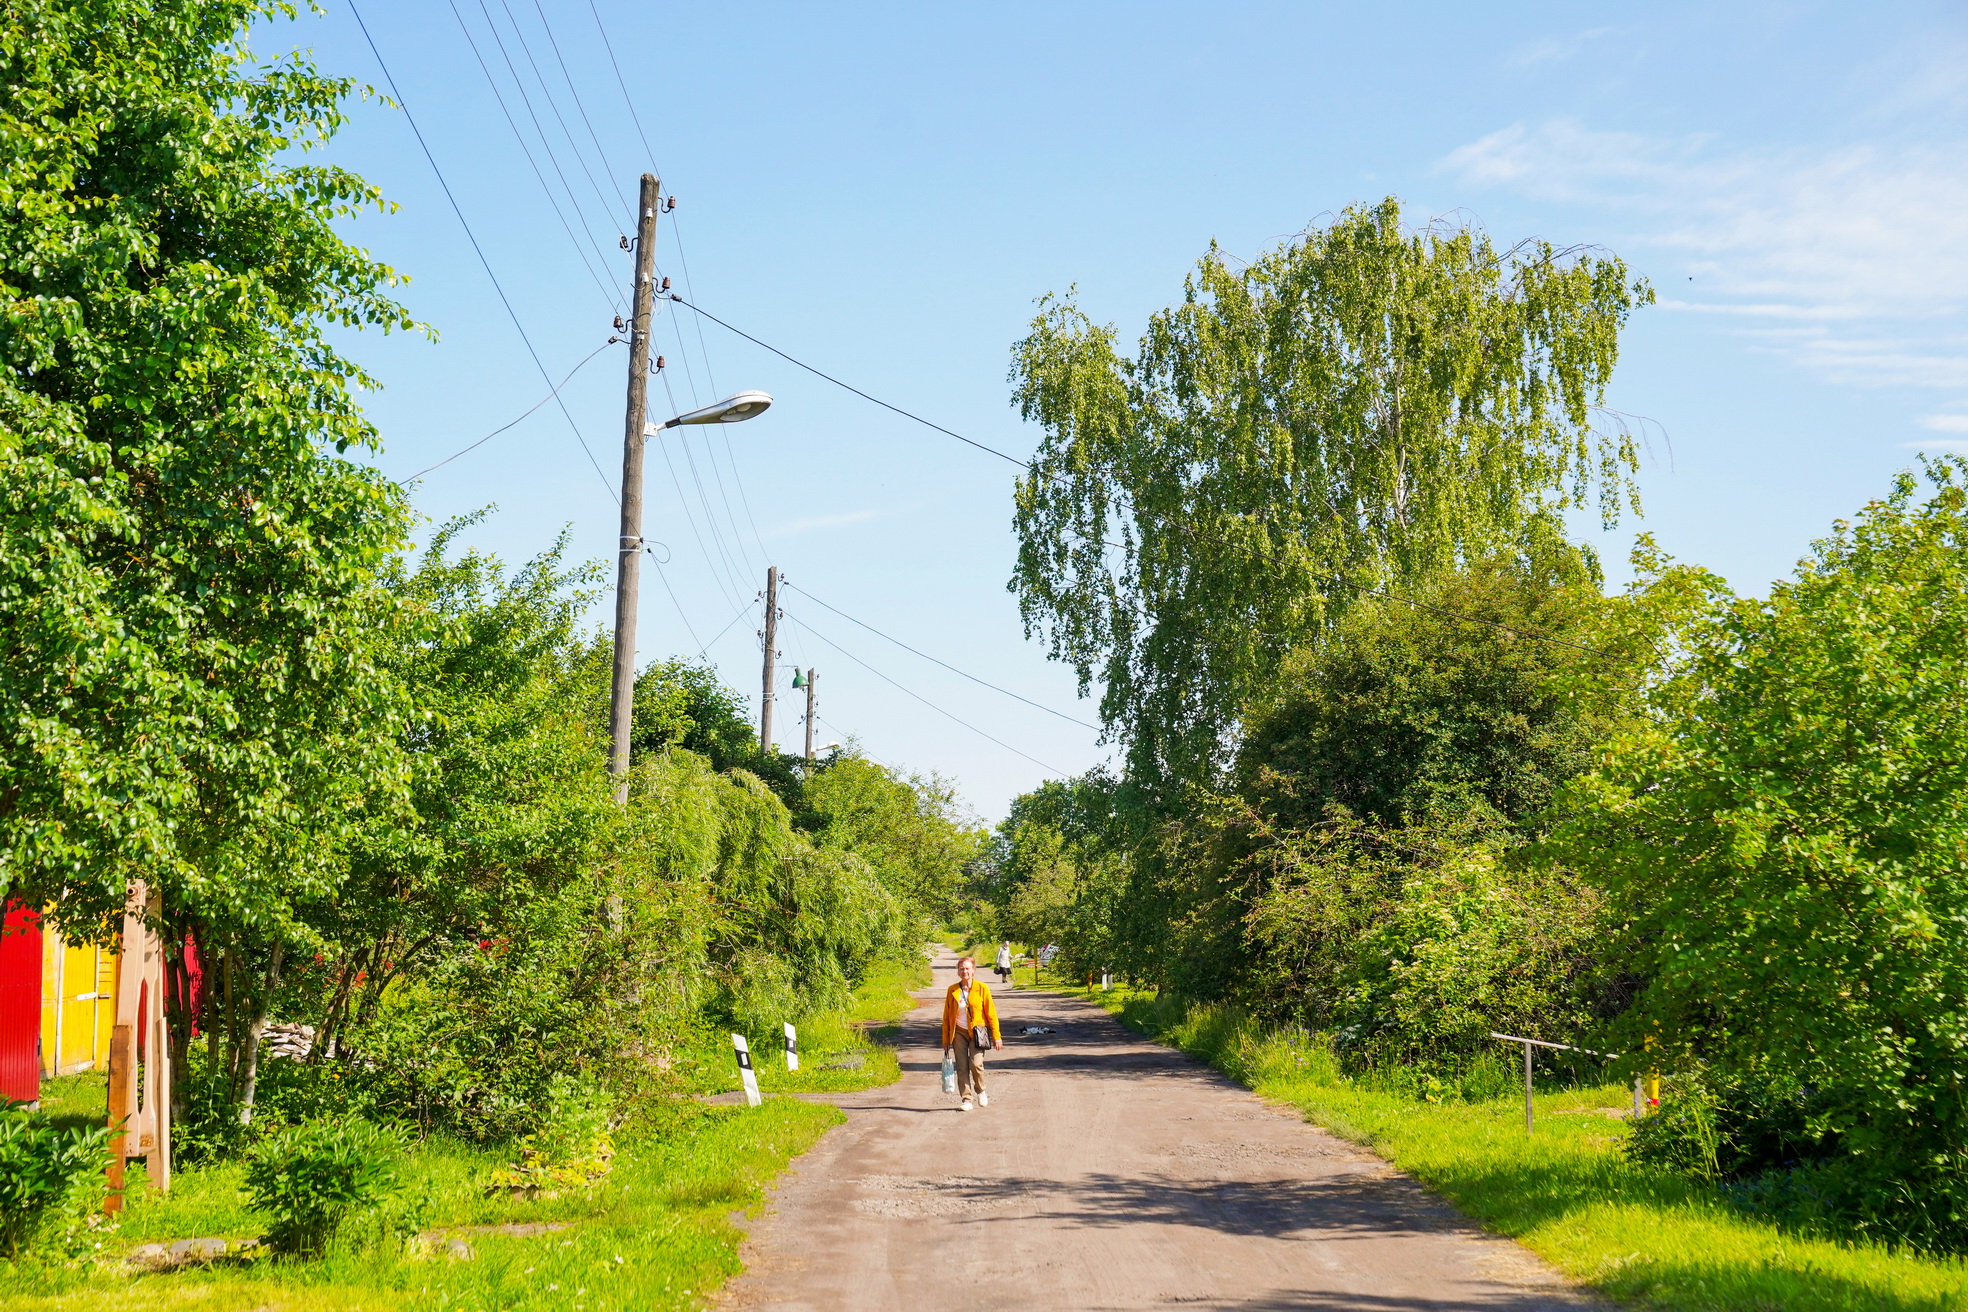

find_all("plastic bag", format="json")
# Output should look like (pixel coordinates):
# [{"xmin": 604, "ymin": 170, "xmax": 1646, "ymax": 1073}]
[{"xmin": 941, "ymin": 1056, "xmax": 957, "ymax": 1093}]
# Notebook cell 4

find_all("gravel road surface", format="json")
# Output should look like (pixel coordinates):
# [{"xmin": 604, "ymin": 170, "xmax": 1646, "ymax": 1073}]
[{"xmin": 720, "ymin": 948, "xmax": 1594, "ymax": 1311}]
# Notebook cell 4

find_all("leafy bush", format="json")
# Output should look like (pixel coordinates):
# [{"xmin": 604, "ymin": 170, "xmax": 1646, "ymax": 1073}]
[
  {"xmin": 244, "ymin": 1119, "xmax": 411, "ymax": 1257},
  {"xmin": 1626, "ymin": 1073, "xmax": 1841, "ymax": 1184},
  {"xmin": 1563, "ymin": 459, "xmax": 1968, "ymax": 1249},
  {"xmin": 0, "ymin": 1103, "xmax": 106, "ymax": 1257},
  {"xmin": 485, "ymin": 1075, "xmax": 615, "ymax": 1197}
]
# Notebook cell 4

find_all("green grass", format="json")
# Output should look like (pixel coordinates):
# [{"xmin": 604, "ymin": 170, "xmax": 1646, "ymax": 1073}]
[
  {"xmin": 679, "ymin": 950, "xmax": 932, "ymax": 1097},
  {"xmin": 3, "ymin": 1098, "xmax": 840, "ymax": 1312},
  {"xmin": 1062, "ymin": 984, "xmax": 1968, "ymax": 1312},
  {"xmin": 1, "ymin": 951, "xmax": 932, "ymax": 1310}
]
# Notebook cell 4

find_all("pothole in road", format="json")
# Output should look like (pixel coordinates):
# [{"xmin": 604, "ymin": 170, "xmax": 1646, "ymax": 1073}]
[{"xmin": 852, "ymin": 1174, "xmax": 1012, "ymax": 1218}]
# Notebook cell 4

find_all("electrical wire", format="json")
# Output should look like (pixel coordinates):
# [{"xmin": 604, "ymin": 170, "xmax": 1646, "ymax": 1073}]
[
  {"xmin": 691, "ymin": 595, "xmax": 758, "ymax": 661},
  {"xmin": 782, "ymin": 582, "xmax": 1102, "ymax": 730},
  {"xmin": 405, "ymin": 339, "xmax": 617, "ymax": 481},
  {"xmin": 813, "ymin": 714, "xmax": 896, "ymax": 770},
  {"xmin": 670, "ymin": 294, "xmax": 1620, "ymax": 661},
  {"xmin": 654, "ymin": 430, "xmax": 743, "ymax": 611},
  {"xmin": 492, "ymin": 0, "xmax": 621, "ymax": 229},
  {"xmin": 657, "ymin": 368, "xmax": 751, "ymax": 604},
  {"xmin": 649, "ymin": 555, "xmax": 705, "ymax": 656},
  {"xmin": 577, "ymin": 3, "xmax": 775, "ymax": 573},
  {"xmin": 669, "ymin": 295, "xmax": 1028, "ymax": 471},
  {"xmin": 528, "ymin": 0, "xmax": 634, "ymax": 215},
  {"xmin": 781, "ymin": 609, "xmax": 1071, "ymax": 775},
  {"xmin": 446, "ymin": 0, "xmax": 622, "ymax": 313},
  {"xmin": 348, "ymin": 0, "xmax": 618, "ymax": 504},
  {"xmin": 468, "ymin": 0, "xmax": 623, "ymax": 289}
]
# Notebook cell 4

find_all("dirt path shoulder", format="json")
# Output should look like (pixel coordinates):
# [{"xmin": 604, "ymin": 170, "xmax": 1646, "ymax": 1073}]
[{"xmin": 719, "ymin": 949, "xmax": 1594, "ymax": 1311}]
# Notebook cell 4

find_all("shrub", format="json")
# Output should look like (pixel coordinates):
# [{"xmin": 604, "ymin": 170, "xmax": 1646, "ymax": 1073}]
[
  {"xmin": 243, "ymin": 1119, "xmax": 410, "ymax": 1257},
  {"xmin": 0, "ymin": 1103, "xmax": 106, "ymax": 1257},
  {"xmin": 1563, "ymin": 460, "xmax": 1968, "ymax": 1248},
  {"xmin": 1626, "ymin": 1072, "xmax": 1840, "ymax": 1185},
  {"xmin": 485, "ymin": 1074, "xmax": 614, "ymax": 1198}
]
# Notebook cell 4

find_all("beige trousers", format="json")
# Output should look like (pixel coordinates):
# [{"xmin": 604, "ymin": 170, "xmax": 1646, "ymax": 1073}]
[{"xmin": 951, "ymin": 1029, "xmax": 987, "ymax": 1097}]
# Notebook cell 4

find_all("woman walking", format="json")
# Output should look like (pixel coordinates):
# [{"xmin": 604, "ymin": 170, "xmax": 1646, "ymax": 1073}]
[
  {"xmin": 942, "ymin": 955, "xmax": 1002, "ymax": 1111},
  {"xmin": 995, "ymin": 941, "xmax": 1014, "ymax": 987}
]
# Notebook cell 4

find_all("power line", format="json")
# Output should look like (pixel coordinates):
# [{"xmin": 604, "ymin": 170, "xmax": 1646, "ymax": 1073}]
[
  {"xmin": 405, "ymin": 339, "xmax": 616, "ymax": 481},
  {"xmin": 579, "ymin": 1, "xmax": 767, "ymax": 574},
  {"xmin": 491, "ymin": 0, "xmax": 621, "ymax": 231},
  {"xmin": 649, "ymin": 555, "xmax": 705, "ymax": 656},
  {"xmin": 813, "ymin": 713, "xmax": 895, "ymax": 770},
  {"xmin": 671, "ymin": 294, "xmax": 1619, "ymax": 661},
  {"xmin": 780, "ymin": 609, "xmax": 1071, "ymax": 775},
  {"xmin": 467, "ymin": 0, "xmax": 622, "ymax": 287},
  {"xmin": 348, "ymin": 0, "xmax": 618, "ymax": 504},
  {"xmin": 657, "ymin": 368, "xmax": 750, "ymax": 604},
  {"xmin": 692, "ymin": 595, "xmax": 757, "ymax": 661},
  {"xmin": 669, "ymin": 295, "xmax": 1028, "ymax": 471},
  {"xmin": 446, "ymin": 0, "xmax": 622, "ymax": 313},
  {"xmin": 782, "ymin": 582, "xmax": 1102, "ymax": 731},
  {"xmin": 525, "ymin": 0, "xmax": 635, "ymax": 215}
]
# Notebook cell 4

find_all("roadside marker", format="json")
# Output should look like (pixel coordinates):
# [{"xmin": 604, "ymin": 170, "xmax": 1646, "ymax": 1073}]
[
  {"xmin": 784, "ymin": 1021, "xmax": 800, "ymax": 1072},
  {"xmin": 733, "ymin": 1033, "xmax": 762, "ymax": 1107}
]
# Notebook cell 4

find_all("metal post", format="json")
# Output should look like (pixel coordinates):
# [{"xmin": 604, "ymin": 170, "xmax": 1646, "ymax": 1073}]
[
  {"xmin": 1523, "ymin": 1040, "xmax": 1534, "ymax": 1135},
  {"xmin": 608, "ymin": 173, "xmax": 661, "ymax": 804}
]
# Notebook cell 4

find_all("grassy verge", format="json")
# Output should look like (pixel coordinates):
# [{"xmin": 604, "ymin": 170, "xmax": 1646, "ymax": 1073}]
[
  {"xmin": 1061, "ymin": 984, "xmax": 1968, "ymax": 1312},
  {"xmin": 681, "ymin": 950, "xmax": 932, "ymax": 1097},
  {"xmin": 2, "ymin": 951, "xmax": 931, "ymax": 1311}
]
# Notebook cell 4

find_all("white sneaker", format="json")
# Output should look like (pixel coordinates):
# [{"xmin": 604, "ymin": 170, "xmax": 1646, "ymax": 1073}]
[
  {"xmin": 977, "ymin": 1092, "xmax": 990, "ymax": 1107},
  {"xmin": 960, "ymin": 1099, "xmax": 974, "ymax": 1112}
]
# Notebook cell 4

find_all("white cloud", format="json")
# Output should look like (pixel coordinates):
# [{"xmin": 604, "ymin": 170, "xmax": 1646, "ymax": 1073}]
[
  {"xmin": 1504, "ymin": 27, "xmax": 1629, "ymax": 69},
  {"xmin": 1919, "ymin": 413, "xmax": 1968, "ymax": 433},
  {"xmin": 769, "ymin": 509, "xmax": 880, "ymax": 538},
  {"xmin": 1902, "ymin": 438, "xmax": 1968, "ymax": 453},
  {"xmin": 1439, "ymin": 119, "xmax": 1968, "ymax": 398}
]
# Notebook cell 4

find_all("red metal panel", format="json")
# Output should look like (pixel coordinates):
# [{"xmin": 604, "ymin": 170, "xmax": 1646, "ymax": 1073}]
[{"xmin": 0, "ymin": 902, "xmax": 43, "ymax": 1103}]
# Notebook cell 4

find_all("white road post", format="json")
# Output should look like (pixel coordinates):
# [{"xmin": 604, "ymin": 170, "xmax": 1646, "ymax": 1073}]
[
  {"xmin": 784, "ymin": 1021, "xmax": 800, "ymax": 1072},
  {"xmin": 733, "ymin": 1033, "xmax": 762, "ymax": 1107}
]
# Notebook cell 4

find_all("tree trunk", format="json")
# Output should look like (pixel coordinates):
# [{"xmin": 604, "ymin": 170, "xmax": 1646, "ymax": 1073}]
[{"xmin": 235, "ymin": 942, "xmax": 284, "ymax": 1127}]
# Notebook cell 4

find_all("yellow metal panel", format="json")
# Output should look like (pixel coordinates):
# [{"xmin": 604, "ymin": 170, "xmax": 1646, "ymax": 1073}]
[{"xmin": 35, "ymin": 918, "xmax": 120, "ymax": 1076}]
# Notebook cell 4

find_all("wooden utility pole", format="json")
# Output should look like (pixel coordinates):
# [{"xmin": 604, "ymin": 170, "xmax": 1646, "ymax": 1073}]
[
  {"xmin": 608, "ymin": 173, "xmax": 661, "ymax": 804},
  {"xmin": 759, "ymin": 566, "xmax": 779, "ymax": 753},
  {"xmin": 803, "ymin": 667, "xmax": 817, "ymax": 761}
]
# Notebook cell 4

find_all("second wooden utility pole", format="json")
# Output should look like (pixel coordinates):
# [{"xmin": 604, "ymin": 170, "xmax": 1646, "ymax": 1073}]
[
  {"xmin": 759, "ymin": 566, "xmax": 779, "ymax": 753},
  {"xmin": 803, "ymin": 668, "xmax": 817, "ymax": 761},
  {"xmin": 608, "ymin": 173, "xmax": 661, "ymax": 804}
]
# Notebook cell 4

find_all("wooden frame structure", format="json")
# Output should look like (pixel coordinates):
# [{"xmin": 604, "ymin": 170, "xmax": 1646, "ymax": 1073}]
[{"xmin": 104, "ymin": 883, "xmax": 170, "ymax": 1208}]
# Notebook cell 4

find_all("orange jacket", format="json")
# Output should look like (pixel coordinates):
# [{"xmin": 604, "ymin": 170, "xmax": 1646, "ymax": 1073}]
[{"xmin": 941, "ymin": 978, "xmax": 1001, "ymax": 1048}]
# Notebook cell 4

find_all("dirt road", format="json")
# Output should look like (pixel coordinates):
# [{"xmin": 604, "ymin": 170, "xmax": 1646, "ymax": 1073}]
[{"xmin": 721, "ymin": 949, "xmax": 1592, "ymax": 1311}]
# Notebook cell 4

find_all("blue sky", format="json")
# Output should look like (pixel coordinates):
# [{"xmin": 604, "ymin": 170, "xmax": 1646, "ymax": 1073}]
[{"xmin": 288, "ymin": 1, "xmax": 1968, "ymax": 821}]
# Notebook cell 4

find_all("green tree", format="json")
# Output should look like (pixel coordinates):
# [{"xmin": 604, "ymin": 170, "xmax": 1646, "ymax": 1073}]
[
  {"xmin": 0, "ymin": 1, "xmax": 416, "ymax": 937},
  {"xmin": 1010, "ymin": 199, "xmax": 1651, "ymax": 790},
  {"xmin": 802, "ymin": 756, "xmax": 985, "ymax": 924},
  {"xmin": 1558, "ymin": 459, "xmax": 1968, "ymax": 1246},
  {"xmin": 989, "ymin": 771, "xmax": 1131, "ymax": 975}
]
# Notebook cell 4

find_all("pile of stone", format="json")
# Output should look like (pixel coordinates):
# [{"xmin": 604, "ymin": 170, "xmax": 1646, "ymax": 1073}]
[{"xmin": 260, "ymin": 1022, "xmax": 315, "ymax": 1061}]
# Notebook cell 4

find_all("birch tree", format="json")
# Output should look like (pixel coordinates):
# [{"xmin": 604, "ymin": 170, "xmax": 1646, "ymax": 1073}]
[{"xmin": 1009, "ymin": 199, "xmax": 1651, "ymax": 790}]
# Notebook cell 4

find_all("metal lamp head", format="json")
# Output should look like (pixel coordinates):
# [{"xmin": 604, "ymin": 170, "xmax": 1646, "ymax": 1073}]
[{"xmin": 653, "ymin": 390, "xmax": 774, "ymax": 432}]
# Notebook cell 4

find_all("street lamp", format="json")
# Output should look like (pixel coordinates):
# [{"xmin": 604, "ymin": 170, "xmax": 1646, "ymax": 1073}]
[
  {"xmin": 610, "ymin": 385, "xmax": 774, "ymax": 801},
  {"xmin": 648, "ymin": 390, "xmax": 773, "ymax": 432}
]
